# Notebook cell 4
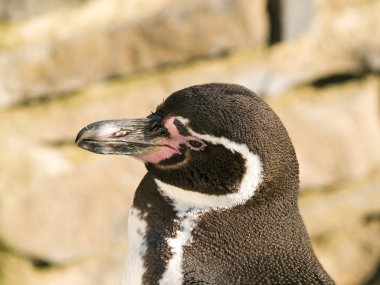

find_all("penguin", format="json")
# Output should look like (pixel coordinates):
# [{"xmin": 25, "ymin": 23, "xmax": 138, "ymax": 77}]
[{"xmin": 75, "ymin": 83, "xmax": 335, "ymax": 285}]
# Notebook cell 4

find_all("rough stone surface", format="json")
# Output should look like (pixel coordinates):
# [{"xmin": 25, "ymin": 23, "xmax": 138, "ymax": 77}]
[
  {"xmin": 0, "ymin": 242, "xmax": 127, "ymax": 285},
  {"xmin": 0, "ymin": 154, "xmax": 139, "ymax": 262},
  {"xmin": 240, "ymin": 0, "xmax": 380, "ymax": 96},
  {"xmin": 0, "ymin": 0, "xmax": 88, "ymax": 22},
  {"xmin": 281, "ymin": 0, "xmax": 315, "ymax": 40},
  {"xmin": 2, "ymin": 0, "xmax": 380, "ymax": 107},
  {"xmin": 301, "ymin": 170, "xmax": 380, "ymax": 285},
  {"xmin": 0, "ymin": 0, "xmax": 267, "ymax": 107},
  {"xmin": 270, "ymin": 77, "xmax": 380, "ymax": 188},
  {"xmin": 0, "ymin": 0, "xmax": 175, "ymax": 49}
]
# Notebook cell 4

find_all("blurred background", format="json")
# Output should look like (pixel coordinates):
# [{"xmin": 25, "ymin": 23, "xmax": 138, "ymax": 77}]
[{"xmin": 0, "ymin": 0, "xmax": 379, "ymax": 284}]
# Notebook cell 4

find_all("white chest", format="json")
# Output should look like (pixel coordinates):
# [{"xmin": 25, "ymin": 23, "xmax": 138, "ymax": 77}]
[{"xmin": 120, "ymin": 207, "xmax": 147, "ymax": 285}]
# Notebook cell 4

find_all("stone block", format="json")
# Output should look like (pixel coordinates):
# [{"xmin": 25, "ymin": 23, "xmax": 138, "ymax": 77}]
[
  {"xmin": 270, "ymin": 76, "xmax": 380, "ymax": 189},
  {"xmin": 281, "ymin": 0, "xmax": 315, "ymax": 40},
  {"xmin": 238, "ymin": 0, "xmax": 380, "ymax": 96},
  {"xmin": 300, "ymin": 170, "xmax": 380, "ymax": 285},
  {"xmin": 0, "ymin": 243, "xmax": 127, "ymax": 285},
  {"xmin": 0, "ymin": 0, "xmax": 267, "ymax": 107},
  {"xmin": 0, "ymin": 0, "xmax": 88, "ymax": 22}
]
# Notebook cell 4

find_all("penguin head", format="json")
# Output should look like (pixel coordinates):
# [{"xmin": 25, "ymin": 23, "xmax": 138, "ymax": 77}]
[{"xmin": 76, "ymin": 83, "xmax": 299, "ymax": 204}]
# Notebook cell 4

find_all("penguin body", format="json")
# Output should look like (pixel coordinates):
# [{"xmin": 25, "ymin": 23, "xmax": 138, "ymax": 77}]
[{"xmin": 76, "ymin": 83, "xmax": 335, "ymax": 285}]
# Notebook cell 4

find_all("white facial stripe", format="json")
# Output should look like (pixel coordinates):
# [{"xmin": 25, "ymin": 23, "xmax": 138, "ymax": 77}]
[
  {"xmin": 120, "ymin": 207, "xmax": 147, "ymax": 285},
  {"xmin": 156, "ymin": 116, "xmax": 263, "ymax": 211}
]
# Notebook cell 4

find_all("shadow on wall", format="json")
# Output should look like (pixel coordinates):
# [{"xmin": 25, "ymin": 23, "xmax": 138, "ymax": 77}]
[{"xmin": 364, "ymin": 262, "xmax": 380, "ymax": 285}]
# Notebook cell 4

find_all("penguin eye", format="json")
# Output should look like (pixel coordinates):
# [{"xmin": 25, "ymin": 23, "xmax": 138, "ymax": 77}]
[{"xmin": 188, "ymin": 139, "xmax": 206, "ymax": 151}]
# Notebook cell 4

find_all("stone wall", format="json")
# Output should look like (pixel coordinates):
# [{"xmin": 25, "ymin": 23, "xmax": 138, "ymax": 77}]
[
  {"xmin": 0, "ymin": 0, "xmax": 379, "ymax": 284},
  {"xmin": 0, "ymin": 0, "xmax": 88, "ymax": 21}
]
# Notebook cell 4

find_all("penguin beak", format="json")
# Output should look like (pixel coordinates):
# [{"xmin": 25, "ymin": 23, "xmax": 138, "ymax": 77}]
[{"xmin": 75, "ymin": 117, "xmax": 178, "ymax": 161}]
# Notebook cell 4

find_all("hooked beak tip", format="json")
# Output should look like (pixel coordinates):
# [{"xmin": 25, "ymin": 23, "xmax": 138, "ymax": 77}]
[
  {"xmin": 75, "ymin": 128, "xmax": 86, "ymax": 145},
  {"xmin": 75, "ymin": 121, "xmax": 125, "ymax": 146},
  {"xmin": 74, "ymin": 119, "xmax": 152, "ymax": 155}
]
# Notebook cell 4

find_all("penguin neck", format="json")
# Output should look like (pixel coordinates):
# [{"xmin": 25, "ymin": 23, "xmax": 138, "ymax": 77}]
[
  {"xmin": 122, "ymin": 139, "xmax": 299, "ymax": 284},
  {"xmin": 148, "ymin": 147, "xmax": 263, "ymax": 285},
  {"xmin": 123, "ymin": 174, "xmax": 300, "ymax": 285}
]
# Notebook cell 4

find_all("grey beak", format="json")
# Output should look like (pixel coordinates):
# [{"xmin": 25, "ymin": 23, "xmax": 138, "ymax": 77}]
[{"xmin": 75, "ymin": 118, "xmax": 163, "ymax": 156}]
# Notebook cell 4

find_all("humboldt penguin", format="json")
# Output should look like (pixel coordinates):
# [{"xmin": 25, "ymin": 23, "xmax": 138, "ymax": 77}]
[{"xmin": 75, "ymin": 83, "xmax": 335, "ymax": 285}]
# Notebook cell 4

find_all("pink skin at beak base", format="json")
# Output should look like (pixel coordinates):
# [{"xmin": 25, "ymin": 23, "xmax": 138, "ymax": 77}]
[{"xmin": 138, "ymin": 117, "xmax": 190, "ymax": 164}]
